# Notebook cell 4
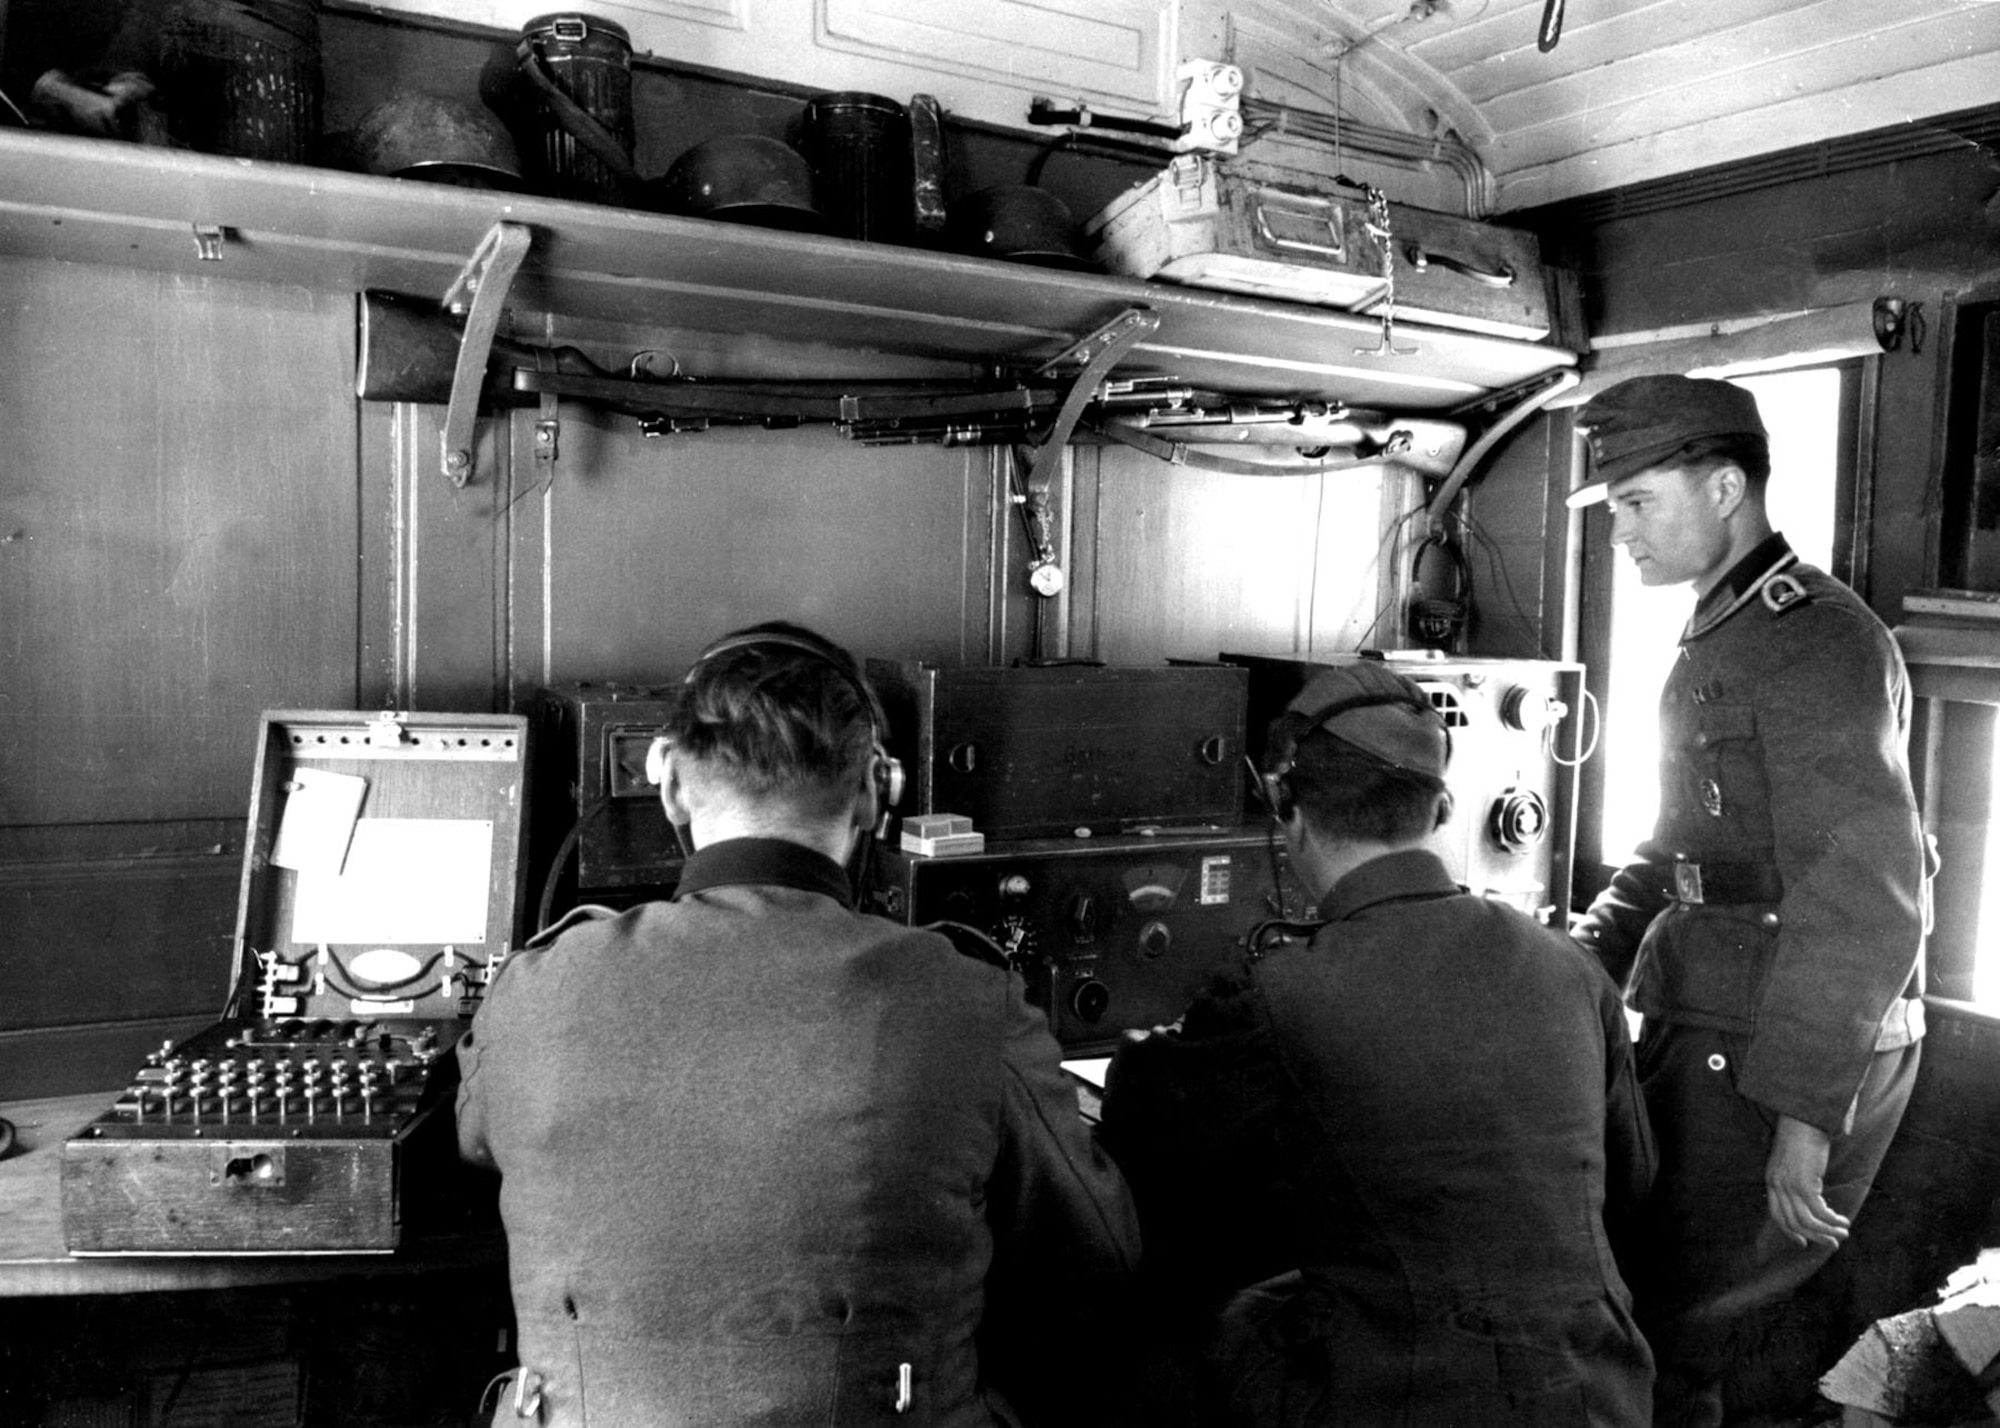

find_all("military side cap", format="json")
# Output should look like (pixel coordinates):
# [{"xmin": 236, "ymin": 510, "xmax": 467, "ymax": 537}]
[
  {"xmin": 1568, "ymin": 375, "xmax": 1768, "ymax": 508},
  {"xmin": 1283, "ymin": 661, "xmax": 1448, "ymax": 781}
]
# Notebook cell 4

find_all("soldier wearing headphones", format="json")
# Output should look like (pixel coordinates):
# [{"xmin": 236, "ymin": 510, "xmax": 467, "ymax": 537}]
[
  {"xmin": 456, "ymin": 620, "xmax": 1139, "ymax": 1427},
  {"xmin": 1099, "ymin": 659, "xmax": 1655, "ymax": 1427}
]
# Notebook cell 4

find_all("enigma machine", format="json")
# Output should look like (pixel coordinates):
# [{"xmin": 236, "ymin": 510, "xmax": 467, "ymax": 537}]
[
  {"xmin": 1224, "ymin": 652, "xmax": 1586, "ymax": 923},
  {"xmin": 61, "ymin": 710, "xmax": 529, "ymax": 1255}
]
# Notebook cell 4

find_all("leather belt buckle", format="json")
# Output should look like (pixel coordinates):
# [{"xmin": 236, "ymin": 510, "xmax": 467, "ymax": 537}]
[{"xmin": 1673, "ymin": 861, "xmax": 1705, "ymax": 904}]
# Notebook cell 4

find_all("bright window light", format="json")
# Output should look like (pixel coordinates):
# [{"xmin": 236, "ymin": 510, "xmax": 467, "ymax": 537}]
[{"xmin": 1599, "ymin": 368, "xmax": 1843, "ymax": 862}]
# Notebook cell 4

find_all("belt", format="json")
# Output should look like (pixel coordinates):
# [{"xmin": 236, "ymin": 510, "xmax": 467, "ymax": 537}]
[{"xmin": 1651, "ymin": 858, "xmax": 1784, "ymax": 906}]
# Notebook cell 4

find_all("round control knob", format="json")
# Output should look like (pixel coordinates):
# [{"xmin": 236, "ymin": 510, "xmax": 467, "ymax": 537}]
[
  {"xmin": 1499, "ymin": 686, "xmax": 1568, "ymax": 734},
  {"xmin": 1137, "ymin": 920, "xmax": 1172, "ymax": 960},
  {"xmin": 1489, "ymin": 787, "xmax": 1550, "ymax": 852},
  {"xmin": 1070, "ymin": 979, "xmax": 1111, "ymax": 1024},
  {"xmin": 997, "ymin": 874, "xmax": 1031, "ymax": 899}
]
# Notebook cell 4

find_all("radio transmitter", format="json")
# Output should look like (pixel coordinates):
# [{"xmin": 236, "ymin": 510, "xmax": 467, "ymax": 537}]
[
  {"xmin": 868, "ymin": 830, "xmax": 1306, "ymax": 1055},
  {"xmin": 1224, "ymin": 652, "xmax": 1585, "ymax": 923}
]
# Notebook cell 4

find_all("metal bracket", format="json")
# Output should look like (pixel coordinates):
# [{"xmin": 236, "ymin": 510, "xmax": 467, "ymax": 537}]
[
  {"xmin": 1014, "ymin": 307, "xmax": 1159, "ymax": 604},
  {"xmin": 439, "ymin": 222, "xmax": 533, "ymax": 488}
]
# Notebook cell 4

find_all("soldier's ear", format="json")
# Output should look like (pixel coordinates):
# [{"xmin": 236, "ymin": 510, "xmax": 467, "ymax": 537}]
[{"xmin": 1707, "ymin": 462, "xmax": 1748, "ymax": 518}]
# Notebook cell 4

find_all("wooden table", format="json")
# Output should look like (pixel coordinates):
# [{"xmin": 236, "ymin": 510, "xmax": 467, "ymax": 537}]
[{"xmin": 0, "ymin": 1093, "xmax": 503, "ymax": 1297}]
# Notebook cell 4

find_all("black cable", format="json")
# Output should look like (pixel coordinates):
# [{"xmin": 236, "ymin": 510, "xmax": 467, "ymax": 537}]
[
  {"xmin": 319, "ymin": 947, "xmax": 454, "ymax": 999},
  {"xmin": 537, "ymin": 796, "xmax": 612, "ymax": 934}
]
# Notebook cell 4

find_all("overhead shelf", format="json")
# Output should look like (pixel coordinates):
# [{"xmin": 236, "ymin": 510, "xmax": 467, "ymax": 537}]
[{"xmin": 0, "ymin": 129, "xmax": 1576, "ymax": 411}]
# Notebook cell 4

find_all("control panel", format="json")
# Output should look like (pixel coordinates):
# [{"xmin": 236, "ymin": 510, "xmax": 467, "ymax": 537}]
[{"xmin": 869, "ymin": 830, "xmax": 1307, "ymax": 1054}]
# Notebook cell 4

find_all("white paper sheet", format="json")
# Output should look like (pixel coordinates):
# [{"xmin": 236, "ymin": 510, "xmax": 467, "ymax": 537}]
[{"xmin": 290, "ymin": 817, "xmax": 493, "ymax": 945}]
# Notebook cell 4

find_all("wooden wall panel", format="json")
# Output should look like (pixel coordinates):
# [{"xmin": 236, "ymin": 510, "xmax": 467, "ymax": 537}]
[
  {"xmin": 1077, "ymin": 443, "xmax": 1384, "ymax": 663},
  {"xmin": 521, "ymin": 420, "xmax": 993, "ymax": 685},
  {"xmin": 0, "ymin": 259, "xmax": 360, "ymax": 825}
]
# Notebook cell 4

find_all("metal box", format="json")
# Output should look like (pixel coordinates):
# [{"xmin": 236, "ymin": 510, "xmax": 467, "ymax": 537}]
[
  {"xmin": 61, "ymin": 710, "xmax": 529, "ymax": 1255},
  {"xmin": 531, "ymin": 682, "xmax": 682, "ymax": 899},
  {"xmin": 1223, "ymin": 653, "xmax": 1585, "ymax": 922},
  {"xmin": 867, "ymin": 831, "xmax": 1306, "ymax": 1055},
  {"xmin": 1085, "ymin": 156, "xmax": 1551, "ymax": 341},
  {"xmin": 865, "ymin": 661, "xmax": 1250, "ymax": 840}
]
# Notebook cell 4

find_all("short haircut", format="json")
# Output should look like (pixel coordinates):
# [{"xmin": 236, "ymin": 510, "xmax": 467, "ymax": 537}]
[
  {"xmin": 668, "ymin": 621, "xmax": 878, "ymax": 818},
  {"xmin": 1670, "ymin": 431, "xmax": 1771, "ymax": 486},
  {"xmin": 1270, "ymin": 714, "xmax": 1448, "ymax": 845}
]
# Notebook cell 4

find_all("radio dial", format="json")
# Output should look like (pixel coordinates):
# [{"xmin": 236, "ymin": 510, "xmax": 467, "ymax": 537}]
[
  {"xmin": 998, "ymin": 874, "xmax": 1031, "ymax": 899},
  {"xmin": 1499, "ymin": 686, "xmax": 1568, "ymax": 734},
  {"xmin": 1070, "ymin": 979, "xmax": 1111, "ymax": 1024},
  {"xmin": 1490, "ymin": 787, "xmax": 1550, "ymax": 852},
  {"xmin": 1137, "ymin": 920, "xmax": 1172, "ymax": 959}
]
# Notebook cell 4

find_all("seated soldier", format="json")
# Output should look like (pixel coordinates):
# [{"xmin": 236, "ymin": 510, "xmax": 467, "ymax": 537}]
[
  {"xmin": 457, "ymin": 620, "xmax": 1140, "ymax": 1426},
  {"xmin": 1100, "ymin": 660, "xmax": 1654, "ymax": 1427}
]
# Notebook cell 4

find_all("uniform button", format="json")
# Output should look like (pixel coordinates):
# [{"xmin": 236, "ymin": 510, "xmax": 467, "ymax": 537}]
[
  {"xmin": 1707, "ymin": 1053, "xmax": 1727, "ymax": 1071},
  {"xmin": 1760, "ymin": 912, "xmax": 1781, "ymax": 928}
]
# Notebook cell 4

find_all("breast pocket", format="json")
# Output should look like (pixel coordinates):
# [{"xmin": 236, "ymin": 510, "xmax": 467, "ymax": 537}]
[{"xmin": 1680, "ymin": 701, "xmax": 1767, "ymax": 832}]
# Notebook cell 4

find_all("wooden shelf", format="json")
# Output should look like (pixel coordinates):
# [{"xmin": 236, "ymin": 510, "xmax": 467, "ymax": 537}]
[{"xmin": 0, "ymin": 128, "xmax": 1576, "ymax": 411}]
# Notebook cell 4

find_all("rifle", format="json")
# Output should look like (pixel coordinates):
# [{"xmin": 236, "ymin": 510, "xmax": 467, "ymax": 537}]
[{"xmin": 356, "ymin": 290, "xmax": 1468, "ymax": 477}]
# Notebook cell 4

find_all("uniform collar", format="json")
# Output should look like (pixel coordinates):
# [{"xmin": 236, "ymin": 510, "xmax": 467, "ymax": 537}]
[
  {"xmin": 1686, "ymin": 533, "xmax": 1797, "ymax": 641},
  {"xmin": 674, "ymin": 836, "xmax": 854, "ymax": 905},
  {"xmin": 1319, "ymin": 847, "xmax": 1462, "ymax": 923}
]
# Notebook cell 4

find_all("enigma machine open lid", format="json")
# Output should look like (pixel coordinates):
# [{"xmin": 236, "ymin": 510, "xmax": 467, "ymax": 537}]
[{"xmin": 234, "ymin": 710, "xmax": 530, "ymax": 1022}]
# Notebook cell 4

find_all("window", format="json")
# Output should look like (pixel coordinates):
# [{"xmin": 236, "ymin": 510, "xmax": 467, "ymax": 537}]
[{"xmin": 1580, "ymin": 365, "xmax": 1858, "ymax": 877}]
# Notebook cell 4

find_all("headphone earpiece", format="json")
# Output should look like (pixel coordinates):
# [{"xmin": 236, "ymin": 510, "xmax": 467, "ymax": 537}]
[{"xmin": 645, "ymin": 734, "xmax": 673, "ymax": 788}]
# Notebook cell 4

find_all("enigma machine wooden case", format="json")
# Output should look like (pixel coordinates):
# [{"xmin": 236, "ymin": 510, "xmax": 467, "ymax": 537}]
[{"xmin": 61, "ymin": 710, "xmax": 529, "ymax": 1255}]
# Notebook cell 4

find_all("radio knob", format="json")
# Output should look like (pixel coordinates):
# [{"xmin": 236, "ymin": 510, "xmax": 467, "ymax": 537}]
[
  {"xmin": 1489, "ymin": 788, "xmax": 1550, "ymax": 852},
  {"xmin": 1137, "ymin": 920, "xmax": 1172, "ymax": 959},
  {"xmin": 1067, "ymin": 893, "xmax": 1099, "ymax": 942},
  {"xmin": 998, "ymin": 874, "xmax": 1031, "ymax": 899},
  {"xmin": 1070, "ymin": 979, "xmax": 1111, "ymax": 1024},
  {"xmin": 1499, "ymin": 686, "xmax": 1568, "ymax": 734}
]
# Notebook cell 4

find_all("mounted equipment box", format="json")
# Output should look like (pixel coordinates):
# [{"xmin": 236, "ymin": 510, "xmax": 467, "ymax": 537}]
[
  {"xmin": 1085, "ymin": 156, "xmax": 1552, "ymax": 341},
  {"xmin": 531, "ymin": 682, "xmax": 683, "ymax": 901},
  {"xmin": 61, "ymin": 710, "xmax": 529, "ymax": 1255},
  {"xmin": 865, "ymin": 661, "xmax": 1249, "ymax": 840}
]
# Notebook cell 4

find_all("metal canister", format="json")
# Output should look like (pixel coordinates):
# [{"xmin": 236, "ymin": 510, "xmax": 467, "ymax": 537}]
[
  {"xmin": 155, "ymin": 0, "xmax": 322, "ymax": 162},
  {"xmin": 798, "ymin": 92, "xmax": 912, "ymax": 243},
  {"xmin": 519, "ymin": 13, "xmax": 636, "ymax": 204}
]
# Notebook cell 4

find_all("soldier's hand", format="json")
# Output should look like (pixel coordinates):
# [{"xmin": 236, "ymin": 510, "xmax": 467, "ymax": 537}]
[{"xmin": 1765, "ymin": 1114, "xmax": 1851, "ymax": 1250}]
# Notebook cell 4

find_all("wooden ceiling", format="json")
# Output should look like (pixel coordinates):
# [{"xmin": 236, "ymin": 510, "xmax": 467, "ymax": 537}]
[{"xmin": 1225, "ymin": 0, "xmax": 2000, "ymax": 212}]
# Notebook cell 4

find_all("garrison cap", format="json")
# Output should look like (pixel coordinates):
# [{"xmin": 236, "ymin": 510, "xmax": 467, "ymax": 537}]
[
  {"xmin": 1281, "ymin": 661, "xmax": 1449, "ymax": 782},
  {"xmin": 1567, "ymin": 375, "xmax": 1768, "ymax": 508}
]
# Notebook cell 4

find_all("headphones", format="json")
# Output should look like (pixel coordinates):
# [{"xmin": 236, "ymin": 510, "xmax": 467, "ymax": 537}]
[
  {"xmin": 645, "ymin": 629, "xmax": 905, "ymax": 813},
  {"xmin": 1406, "ymin": 532, "xmax": 1470, "ymax": 649}
]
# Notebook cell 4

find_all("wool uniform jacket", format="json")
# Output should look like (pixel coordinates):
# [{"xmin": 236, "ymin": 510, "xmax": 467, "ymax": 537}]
[
  {"xmin": 1101, "ymin": 848, "xmax": 1655, "ymax": 1427},
  {"xmin": 457, "ymin": 837, "xmax": 1141, "ymax": 1426},
  {"xmin": 1573, "ymin": 536, "xmax": 1927, "ymax": 1133}
]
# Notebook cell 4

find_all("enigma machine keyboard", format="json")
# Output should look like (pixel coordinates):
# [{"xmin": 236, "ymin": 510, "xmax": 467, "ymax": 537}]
[{"xmin": 61, "ymin": 710, "xmax": 528, "ymax": 1255}]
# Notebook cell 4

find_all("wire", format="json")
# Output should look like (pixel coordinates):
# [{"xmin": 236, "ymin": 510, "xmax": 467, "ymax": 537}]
[
  {"xmin": 1548, "ymin": 685, "xmax": 1603, "ymax": 768},
  {"xmin": 1459, "ymin": 513, "xmax": 1558, "ymax": 660},
  {"xmin": 319, "ymin": 946, "xmax": 456, "ymax": 998},
  {"xmin": 537, "ymin": 796, "xmax": 613, "ymax": 933},
  {"xmin": 1356, "ymin": 503, "xmax": 1431, "ymax": 646}
]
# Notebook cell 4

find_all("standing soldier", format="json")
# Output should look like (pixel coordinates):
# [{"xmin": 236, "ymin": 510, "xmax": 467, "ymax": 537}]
[{"xmin": 1568, "ymin": 375, "xmax": 1929, "ymax": 1428}]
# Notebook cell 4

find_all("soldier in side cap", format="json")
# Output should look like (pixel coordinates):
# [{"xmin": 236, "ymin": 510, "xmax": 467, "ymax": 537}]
[
  {"xmin": 1568, "ymin": 375, "xmax": 1928, "ymax": 1427},
  {"xmin": 1100, "ymin": 659, "xmax": 1655, "ymax": 1427}
]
